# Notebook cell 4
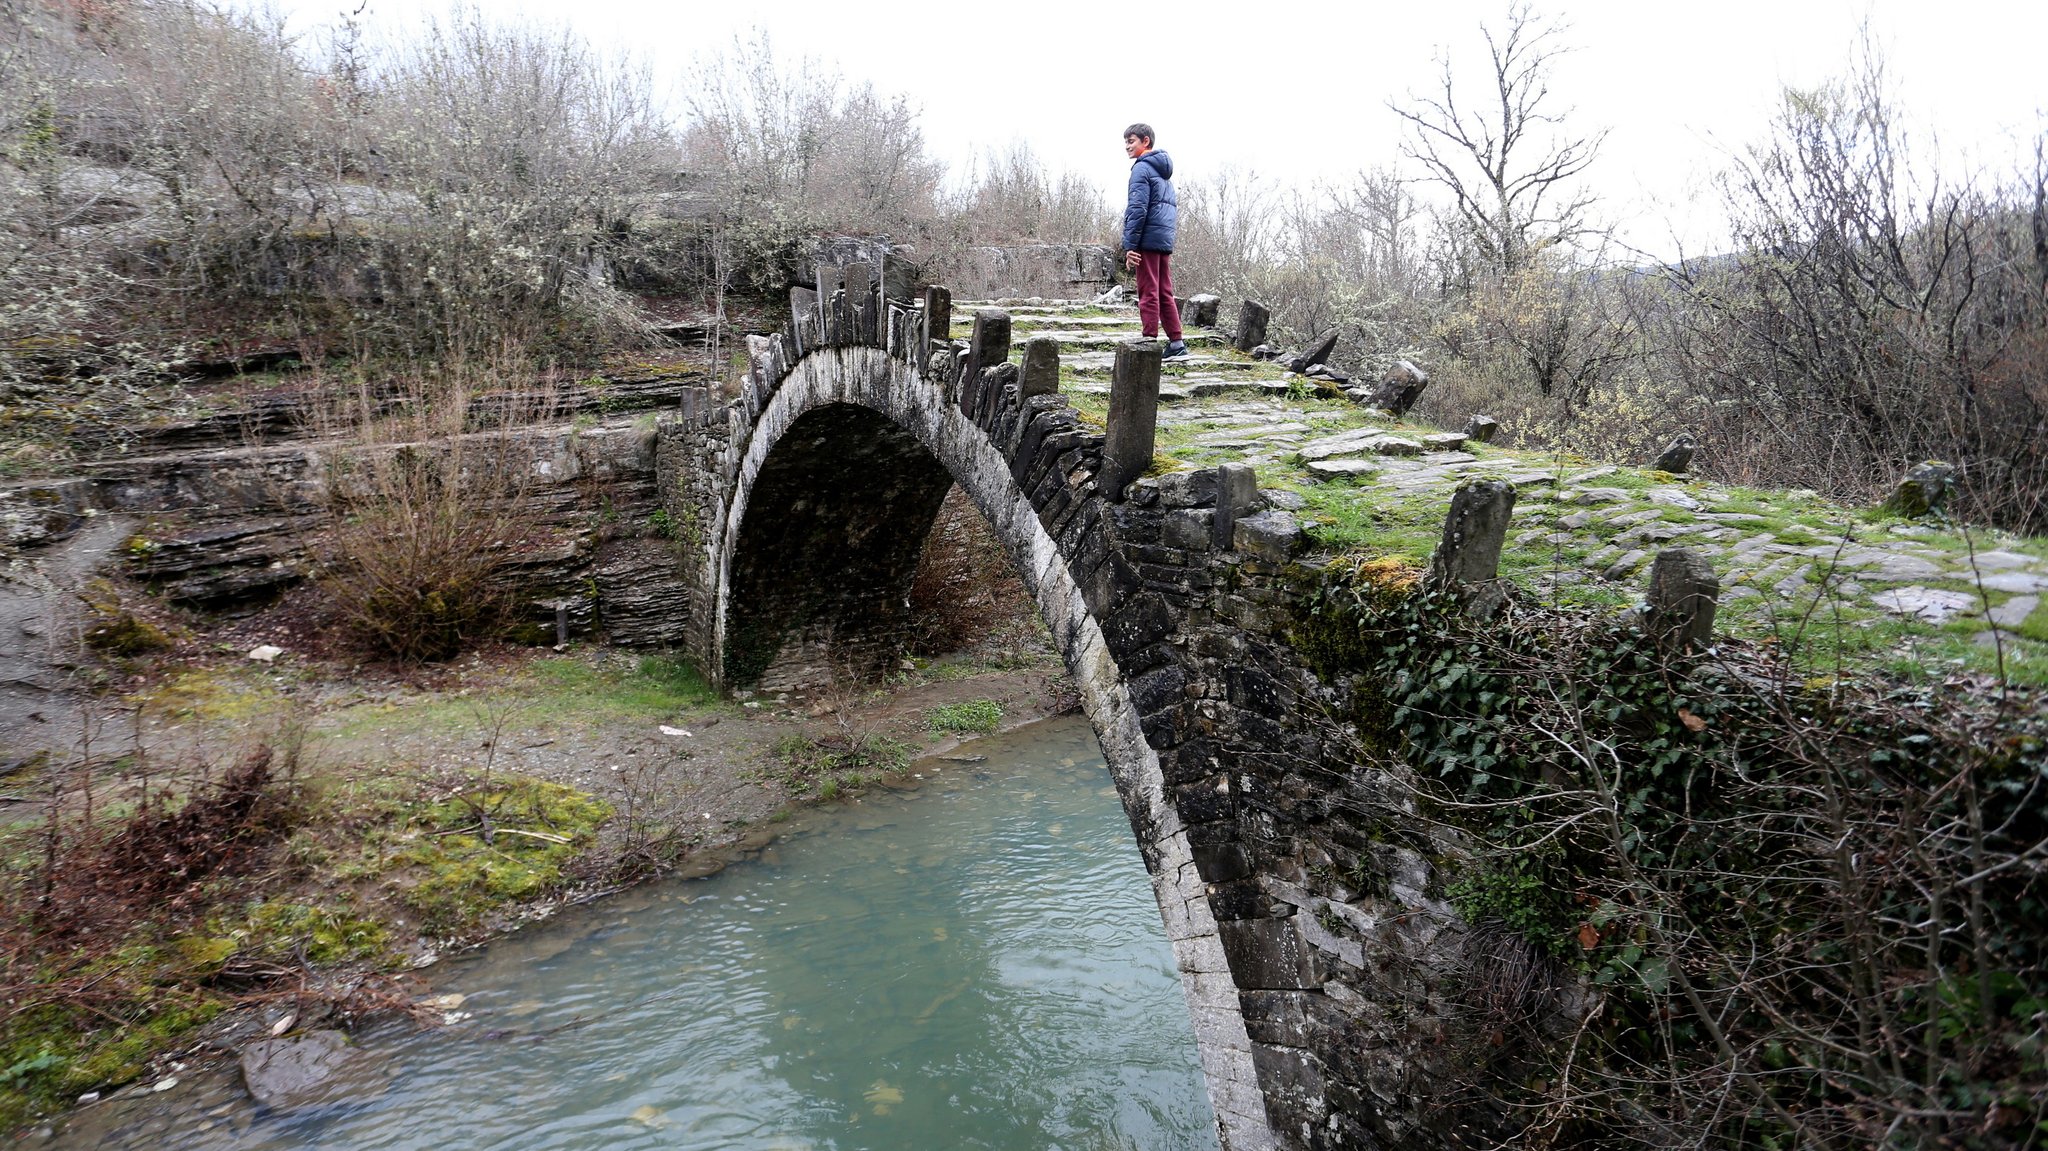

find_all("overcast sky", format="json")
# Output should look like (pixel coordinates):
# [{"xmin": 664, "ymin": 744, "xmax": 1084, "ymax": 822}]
[{"xmin": 240, "ymin": 0, "xmax": 2046, "ymax": 258}]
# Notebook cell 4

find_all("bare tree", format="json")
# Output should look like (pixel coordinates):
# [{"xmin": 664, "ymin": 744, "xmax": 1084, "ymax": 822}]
[
  {"xmin": 1660, "ymin": 42, "xmax": 2048, "ymax": 529},
  {"xmin": 1391, "ymin": 3, "xmax": 1606, "ymax": 279}
]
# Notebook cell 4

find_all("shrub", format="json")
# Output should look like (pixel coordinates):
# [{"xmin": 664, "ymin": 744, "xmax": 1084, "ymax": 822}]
[{"xmin": 313, "ymin": 364, "xmax": 556, "ymax": 662}]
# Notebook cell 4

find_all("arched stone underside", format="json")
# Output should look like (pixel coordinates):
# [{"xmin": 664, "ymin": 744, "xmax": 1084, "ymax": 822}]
[
  {"xmin": 710, "ymin": 346, "xmax": 1279, "ymax": 1149},
  {"xmin": 720, "ymin": 404, "xmax": 956, "ymax": 690}
]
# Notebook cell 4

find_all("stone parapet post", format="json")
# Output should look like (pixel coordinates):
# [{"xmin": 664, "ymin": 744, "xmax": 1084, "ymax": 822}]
[
  {"xmin": 1103, "ymin": 338, "xmax": 1163, "ymax": 500},
  {"xmin": 1234, "ymin": 299, "xmax": 1270, "ymax": 352},
  {"xmin": 1644, "ymin": 547, "xmax": 1719, "ymax": 650},
  {"xmin": 1019, "ymin": 336, "xmax": 1061, "ymax": 398},
  {"xmin": 1426, "ymin": 479, "xmax": 1517, "ymax": 616}
]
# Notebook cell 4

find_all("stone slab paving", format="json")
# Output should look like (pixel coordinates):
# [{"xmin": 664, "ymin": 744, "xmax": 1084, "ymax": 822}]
[{"xmin": 987, "ymin": 297, "xmax": 2048, "ymax": 680}]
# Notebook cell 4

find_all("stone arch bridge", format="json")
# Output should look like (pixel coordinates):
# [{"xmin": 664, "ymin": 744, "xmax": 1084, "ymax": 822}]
[{"xmin": 654, "ymin": 267, "xmax": 1430, "ymax": 1151}]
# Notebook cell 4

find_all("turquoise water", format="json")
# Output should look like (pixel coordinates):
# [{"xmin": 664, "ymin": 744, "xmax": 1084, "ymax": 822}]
[{"xmin": 53, "ymin": 715, "xmax": 1218, "ymax": 1150}]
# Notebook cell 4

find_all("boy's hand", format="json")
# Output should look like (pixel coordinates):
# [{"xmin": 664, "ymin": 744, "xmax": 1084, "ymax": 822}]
[{"xmin": 1124, "ymin": 250, "xmax": 1141, "ymax": 270}]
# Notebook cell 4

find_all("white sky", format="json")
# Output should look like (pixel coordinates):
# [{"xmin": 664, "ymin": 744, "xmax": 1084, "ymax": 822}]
[{"xmin": 243, "ymin": 0, "xmax": 2047, "ymax": 258}]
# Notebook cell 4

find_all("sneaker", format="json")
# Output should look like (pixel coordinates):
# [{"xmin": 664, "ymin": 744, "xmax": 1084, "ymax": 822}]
[{"xmin": 1162, "ymin": 341, "xmax": 1190, "ymax": 360}]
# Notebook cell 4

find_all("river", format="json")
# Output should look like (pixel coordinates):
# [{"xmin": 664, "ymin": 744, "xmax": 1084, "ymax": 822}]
[{"xmin": 45, "ymin": 715, "xmax": 1220, "ymax": 1150}]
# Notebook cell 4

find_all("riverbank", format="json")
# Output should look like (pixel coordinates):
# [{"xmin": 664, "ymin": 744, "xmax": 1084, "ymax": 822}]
[
  {"xmin": 22, "ymin": 714, "xmax": 1217, "ymax": 1151},
  {"xmin": 0, "ymin": 622, "xmax": 1069, "ymax": 1136}
]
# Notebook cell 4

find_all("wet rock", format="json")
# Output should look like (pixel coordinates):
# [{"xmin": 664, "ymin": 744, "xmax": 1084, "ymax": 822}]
[
  {"xmin": 1464, "ymin": 414, "xmax": 1499, "ymax": 443},
  {"xmin": 239, "ymin": 1030, "xmax": 387, "ymax": 1111}
]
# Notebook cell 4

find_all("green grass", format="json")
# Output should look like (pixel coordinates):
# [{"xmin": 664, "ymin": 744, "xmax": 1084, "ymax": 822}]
[
  {"xmin": 323, "ymin": 653, "xmax": 719, "ymax": 742},
  {"xmin": 972, "ymin": 302, "xmax": 2048, "ymax": 689},
  {"xmin": 926, "ymin": 699, "xmax": 1003, "ymax": 735},
  {"xmin": 1293, "ymin": 479, "xmax": 1452, "ymax": 561}
]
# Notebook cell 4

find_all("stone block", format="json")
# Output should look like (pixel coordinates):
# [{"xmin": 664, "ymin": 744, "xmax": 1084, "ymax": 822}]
[
  {"xmin": 1649, "ymin": 432, "xmax": 1697, "ymax": 473},
  {"xmin": 843, "ymin": 261, "xmax": 874, "ymax": 343},
  {"xmin": 1156, "ymin": 467, "xmax": 1219, "ymax": 508},
  {"xmin": 1426, "ymin": 479, "xmax": 1517, "ymax": 616},
  {"xmin": 1213, "ymin": 463, "xmax": 1259, "ymax": 550},
  {"xmin": 1644, "ymin": 547, "xmax": 1719, "ymax": 650},
  {"xmin": 922, "ymin": 285, "xmax": 951, "ymax": 349},
  {"xmin": 1192, "ymin": 840, "xmax": 1254, "ymax": 884},
  {"xmin": 1240, "ymin": 990, "xmax": 1314, "ymax": 1048},
  {"xmin": 1234, "ymin": 299, "xmax": 1270, "ymax": 352},
  {"xmin": 1218, "ymin": 916, "xmax": 1325, "ymax": 989},
  {"xmin": 1102, "ymin": 338, "xmax": 1163, "ymax": 500},
  {"xmin": 1232, "ymin": 509, "xmax": 1304, "ymax": 562},
  {"xmin": 1163, "ymin": 507, "xmax": 1215, "ymax": 550},
  {"xmin": 1181, "ymin": 292, "xmax": 1222, "ymax": 327},
  {"xmin": 788, "ymin": 286, "xmax": 818, "ymax": 355},
  {"xmin": 968, "ymin": 308, "xmax": 1011, "ymax": 377},
  {"xmin": 1465, "ymin": 413, "xmax": 1500, "ymax": 443},
  {"xmin": 1018, "ymin": 335, "xmax": 1060, "ymax": 398},
  {"xmin": 1127, "ymin": 661, "xmax": 1188, "ymax": 714},
  {"xmin": 1101, "ymin": 591, "xmax": 1174, "ymax": 660},
  {"xmin": 1141, "ymin": 707, "xmax": 1187, "ymax": 748},
  {"xmin": 1174, "ymin": 775, "xmax": 1235, "ymax": 823}
]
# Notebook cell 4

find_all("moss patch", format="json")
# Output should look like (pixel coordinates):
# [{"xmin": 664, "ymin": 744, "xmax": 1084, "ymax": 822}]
[{"xmin": 371, "ymin": 775, "xmax": 611, "ymax": 935}]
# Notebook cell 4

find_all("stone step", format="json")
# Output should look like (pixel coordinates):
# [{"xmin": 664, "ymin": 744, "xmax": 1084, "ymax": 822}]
[
  {"xmin": 1066, "ymin": 353, "xmax": 1263, "ymax": 373},
  {"xmin": 994, "ymin": 330, "xmax": 1230, "ymax": 349}
]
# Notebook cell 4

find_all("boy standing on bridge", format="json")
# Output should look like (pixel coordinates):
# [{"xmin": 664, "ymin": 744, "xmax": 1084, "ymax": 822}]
[{"xmin": 1121, "ymin": 123, "xmax": 1187, "ymax": 360}]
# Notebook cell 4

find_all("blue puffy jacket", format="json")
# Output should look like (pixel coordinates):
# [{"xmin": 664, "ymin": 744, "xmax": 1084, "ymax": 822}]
[{"xmin": 1121, "ymin": 150, "xmax": 1177, "ymax": 253}]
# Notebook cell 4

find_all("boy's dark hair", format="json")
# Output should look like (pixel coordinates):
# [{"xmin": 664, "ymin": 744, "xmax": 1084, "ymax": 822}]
[{"xmin": 1123, "ymin": 123, "xmax": 1154, "ymax": 144}]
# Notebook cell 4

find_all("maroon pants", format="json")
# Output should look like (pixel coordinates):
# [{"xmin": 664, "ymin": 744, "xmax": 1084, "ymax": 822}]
[{"xmin": 1134, "ymin": 251, "xmax": 1183, "ymax": 340}]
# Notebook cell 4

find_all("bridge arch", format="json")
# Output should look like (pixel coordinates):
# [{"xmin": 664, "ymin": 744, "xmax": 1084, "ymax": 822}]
[{"xmin": 705, "ymin": 343, "xmax": 1278, "ymax": 1150}]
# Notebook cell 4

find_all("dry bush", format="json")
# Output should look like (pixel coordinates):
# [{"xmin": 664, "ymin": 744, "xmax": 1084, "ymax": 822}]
[
  {"xmin": 0, "ymin": 0, "xmax": 683, "ymax": 376},
  {"xmin": 312, "ymin": 361, "xmax": 557, "ymax": 662},
  {"xmin": 680, "ymin": 30, "xmax": 944, "ymax": 302},
  {"xmin": 1659, "ymin": 88, "xmax": 2048, "ymax": 526},
  {"xmin": 1298, "ymin": 574, "xmax": 2048, "ymax": 1148},
  {"xmin": 1172, "ymin": 167, "xmax": 1451, "ymax": 380},
  {"xmin": 682, "ymin": 31, "xmax": 942, "ymax": 242},
  {"xmin": 942, "ymin": 141, "xmax": 1112, "ymax": 246},
  {"xmin": 362, "ymin": 10, "xmax": 679, "ymax": 355},
  {"xmin": 18, "ymin": 738, "xmax": 304, "ymax": 942}
]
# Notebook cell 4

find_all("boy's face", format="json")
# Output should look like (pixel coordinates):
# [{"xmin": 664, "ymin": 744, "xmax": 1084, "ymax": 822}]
[{"xmin": 1123, "ymin": 134, "xmax": 1150, "ymax": 159}]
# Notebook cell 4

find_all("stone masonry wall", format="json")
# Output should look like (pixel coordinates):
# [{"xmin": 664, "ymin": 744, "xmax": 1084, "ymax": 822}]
[{"xmin": 656, "ymin": 276, "xmax": 1474, "ymax": 1151}]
